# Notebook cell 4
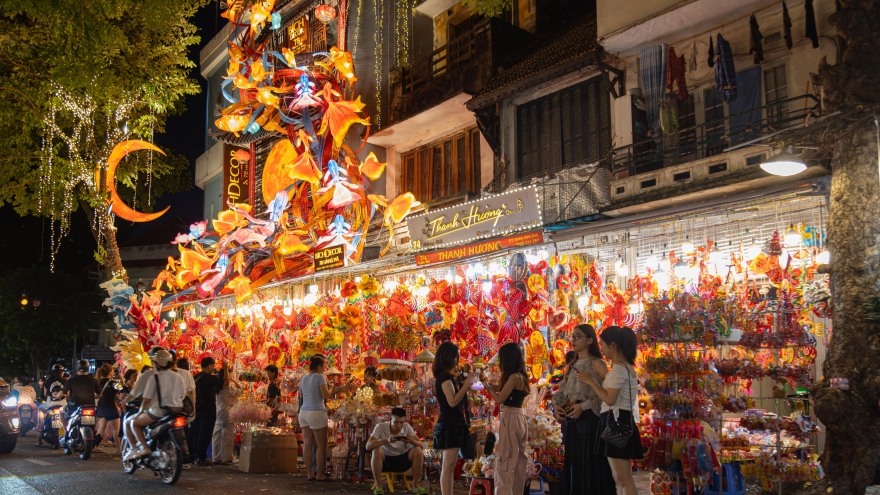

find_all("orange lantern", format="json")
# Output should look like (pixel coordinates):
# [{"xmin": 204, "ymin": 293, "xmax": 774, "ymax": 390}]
[{"xmin": 315, "ymin": 4, "xmax": 336, "ymax": 23}]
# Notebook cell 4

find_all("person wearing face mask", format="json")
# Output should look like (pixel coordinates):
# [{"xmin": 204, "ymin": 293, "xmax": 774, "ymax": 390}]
[{"xmin": 552, "ymin": 324, "xmax": 615, "ymax": 495}]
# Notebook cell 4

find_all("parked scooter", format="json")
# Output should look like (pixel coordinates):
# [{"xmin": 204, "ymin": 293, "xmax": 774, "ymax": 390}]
[{"xmin": 60, "ymin": 405, "xmax": 96, "ymax": 460}]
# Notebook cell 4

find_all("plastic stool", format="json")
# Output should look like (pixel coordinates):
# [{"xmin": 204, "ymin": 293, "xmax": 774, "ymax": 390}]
[
  {"xmin": 371, "ymin": 472, "xmax": 411, "ymax": 493},
  {"xmin": 527, "ymin": 477, "xmax": 545, "ymax": 495},
  {"xmin": 469, "ymin": 477, "xmax": 494, "ymax": 495},
  {"xmin": 705, "ymin": 462, "xmax": 745, "ymax": 495}
]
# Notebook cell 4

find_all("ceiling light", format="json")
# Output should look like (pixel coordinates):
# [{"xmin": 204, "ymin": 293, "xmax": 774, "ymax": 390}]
[
  {"xmin": 760, "ymin": 146, "xmax": 807, "ymax": 176},
  {"xmin": 816, "ymin": 250, "xmax": 830, "ymax": 264},
  {"xmin": 784, "ymin": 224, "xmax": 802, "ymax": 247},
  {"xmin": 681, "ymin": 236, "xmax": 694, "ymax": 254}
]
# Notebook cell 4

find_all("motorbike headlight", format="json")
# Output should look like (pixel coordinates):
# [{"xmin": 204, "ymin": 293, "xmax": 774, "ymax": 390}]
[{"xmin": 1, "ymin": 396, "xmax": 16, "ymax": 408}]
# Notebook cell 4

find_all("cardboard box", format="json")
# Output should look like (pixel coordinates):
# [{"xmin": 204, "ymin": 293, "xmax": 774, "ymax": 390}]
[{"xmin": 239, "ymin": 431, "xmax": 299, "ymax": 474}]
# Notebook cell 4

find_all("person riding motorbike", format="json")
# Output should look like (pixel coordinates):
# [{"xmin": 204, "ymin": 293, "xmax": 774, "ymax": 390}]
[
  {"xmin": 121, "ymin": 346, "xmax": 164, "ymax": 450},
  {"xmin": 37, "ymin": 366, "xmax": 67, "ymax": 446},
  {"xmin": 60, "ymin": 360, "xmax": 100, "ymax": 426},
  {"xmin": 124, "ymin": 350, "xmax": 185, "ymax": 461}
]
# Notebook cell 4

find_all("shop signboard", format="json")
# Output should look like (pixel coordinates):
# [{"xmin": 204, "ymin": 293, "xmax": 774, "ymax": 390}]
[
  {"xmin": 222, "ymin": 144, "xmax": 250, "ymax": 207},
  {"xmin": 314, "ymin": 244, "xmax": 345, "ymax": 272},
  {"xmin": 415, "ymin": 231, "xmax": 544, "ymax": 266},
  {"xmin": 407, "ymin": 186, "xmax": 542, "ymax": 252},
  {"xmin": 287, "ymin": 15, "xmax": 310, "ymax": 54}
]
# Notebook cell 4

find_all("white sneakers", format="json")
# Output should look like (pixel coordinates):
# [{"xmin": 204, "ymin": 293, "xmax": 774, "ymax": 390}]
[{"xmin": 123, "ymin": 446, "xmax": 152, "ymax": 461}]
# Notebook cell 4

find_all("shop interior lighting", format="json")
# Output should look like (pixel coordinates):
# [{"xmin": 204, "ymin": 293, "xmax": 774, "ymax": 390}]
[
  {"xmin": 308, "ymin": 284, "xmax": 319, "ymax": 295},
  {"xmin": 228, "ymin": 307, "xmax": 236, "ymax": 316},
  {"xmin": 816, "ymin": 250, "xmax": 830, "ymax": 264},
  {"xmin": 415, "ymin": 285, "xmax": 430, "ymax": 298},
  {"xmin": 577, "ymin": 293, "xmax": 590, "ymax": 308},
  {"xmin": 673, "ymin": 260, "xmax": 690, "ymax": 278},
  {"xmin": 681, "ymin": 236, "xmax": 695, "ymax": 254},
  {"xmin": 453, "ymin": 275, "xmax": 463, "ymax": 284},
  {"xmin": 179, "ymin": 322, "xmax": 186, "ymax": 330},
  {"xmin": 292, "ymin": 297, "xmax": 303, "ymax": 307},
  {"xmin": 784, "ymin": 224, "xmax": 802, "ymax": 246},
  {"xmin": 481, "ymin": 281, "xmax": 493, "ymax": 293},
  {"xmin": 659, "ymin": 256, "xmax": 671, "ymax": 272},
  {"xmin": 303, "ymin": 293, "xmax": 318, "ymax": 306},
  {"xmin": 760, "ymin": 146, "xmax": 807, "ymax": 176},
  {"xmin": 644, "ymin": 255, "xmax": 659, "ymax": 271},
  {"xmin": 616, "ymin": 261, "xmax": 629, "ymax": 277},
  {"xmin": 746, "ymin": 241, "xmax": 763, "ymax": 260},
  {"xmin": 168, "ymin": 309, "xmax": 176, "ymax": 318},
  {"xmin": 383, "ymin": 280, "xmax": 398, "ymax": 291},
  {"xmin": 444, "ymin": 273, "xmax": 453, "ymax": 283}
]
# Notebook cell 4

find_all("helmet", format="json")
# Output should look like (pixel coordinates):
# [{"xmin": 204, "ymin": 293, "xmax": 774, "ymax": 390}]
[
  {"xmin": 52, "ymin": 364, "xmax": 65, "ymax": 371},
  {"xmin": 152, "ymin": 350, "xmax": 174, "ymax": 368},
  {"xmin": 76, "ymin": 359, "xmax": 90, "ymax": 373}
]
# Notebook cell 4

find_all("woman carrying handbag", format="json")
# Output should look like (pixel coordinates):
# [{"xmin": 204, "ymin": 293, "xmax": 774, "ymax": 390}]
[{"xmin": 579, "ymin": 326, "xmax": 643, "ymax": 495}]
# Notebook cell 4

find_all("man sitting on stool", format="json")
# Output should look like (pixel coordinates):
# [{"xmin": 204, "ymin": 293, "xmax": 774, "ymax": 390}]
[{"xmin": 366, "ymin": 407, "xmax": 426, "ymax": 494}]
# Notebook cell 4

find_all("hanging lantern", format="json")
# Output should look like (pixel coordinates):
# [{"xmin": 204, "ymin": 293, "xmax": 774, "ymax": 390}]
[{"xmin": 315, "ymin": 3, "xmax": 337, "ymax": 24}]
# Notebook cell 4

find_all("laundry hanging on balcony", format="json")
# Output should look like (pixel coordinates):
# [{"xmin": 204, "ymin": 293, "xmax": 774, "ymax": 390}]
[
  {"xmin": 659, "ymin": 98, "xmax": 679, "ymax": 135},
  {"xmin": 782, "ymin": 2, "xmax": 793, "ymax": 50},
  {"xmin": 749, "ymin": 15, "xmax": 764, "ymax": 64},
  {"xmin": 804, "ymin": 0, "xmax": 819, "ymax": 48},
  {"xmin": 666, "ymin": 46, "xmax": 688, "ymax": 101},
  {"xmin": 707, "ymin": 36, "xmax": 715, "ymax": 68},
  {"xmin": 639, "ymin": 44, "xmax": 668, "ymax": 134},
  {"xmin": 688, "ymin": 40, "xmax": 698, "ymax": 72},
  {"xmin": 713, "ymin": 33, "xmax": 737, "ymax": 103}
]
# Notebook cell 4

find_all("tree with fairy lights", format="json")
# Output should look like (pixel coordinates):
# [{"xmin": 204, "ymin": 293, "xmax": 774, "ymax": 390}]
[{"xmin": 0, "ymin": 1, "xmax": 206, "ymax": 279}]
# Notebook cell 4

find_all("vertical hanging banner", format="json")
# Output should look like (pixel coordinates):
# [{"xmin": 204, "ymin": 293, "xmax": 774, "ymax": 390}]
[
  {"xmin": 223, "ymin": 144, "xmax": 250, "ymax": 207},
  {"xmin": 287, "ymin": 15, "xmax": 311, "ymax": 53}
]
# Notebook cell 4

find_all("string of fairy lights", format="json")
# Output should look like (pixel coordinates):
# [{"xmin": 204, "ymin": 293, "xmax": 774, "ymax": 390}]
[
  {"xmin": 38, "ymin": 84, "xmax": 154, "ymax": 274},
  {"xmin": 372, "ymin": 0, "xmax": 385, "ymax": 128}
]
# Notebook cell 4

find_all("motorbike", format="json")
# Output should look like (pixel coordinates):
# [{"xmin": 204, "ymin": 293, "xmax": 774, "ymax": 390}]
[
  {"xmin": 60, "ymin": 405, "xmax": 96, "ymax": 460},
  {"xmin": 120, "ymin": 407, "xmax": 188, "ymax": 485},
  {"xmin": 18, "ymin": 402, "xmax": 38, "ymax": 437},
  {"xmin": 39, "ymin": 404, "xmax": 63, "ymax": 449},
  {"xmin": 0, "ymin": 391, "xmax": 20, "ymax": 453}
]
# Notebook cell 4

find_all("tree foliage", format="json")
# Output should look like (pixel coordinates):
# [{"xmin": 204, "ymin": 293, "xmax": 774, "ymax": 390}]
[
  {"xmin": 462, "ymin": 0, "xmax": 513, "ymax": 18},
  {"xmin": 0, "ymin": 267, "xmax": 108, "ymax": 378},
  {"xmin": 0, "ymin": 0, "xmax": 207, "ymax": 273}
]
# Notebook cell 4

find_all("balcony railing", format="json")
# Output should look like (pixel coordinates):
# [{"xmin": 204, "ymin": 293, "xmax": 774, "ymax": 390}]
[
  {"xmin": 388, "ymin": 18, "xmax": 530, "ymax": 126},
  {"xmin": 401, "ymin": 20, "xmax": 492, "ymax": 96},
  {"xmin": 610, "ymin": 94, "xmax": 821, "ymax": 177}
]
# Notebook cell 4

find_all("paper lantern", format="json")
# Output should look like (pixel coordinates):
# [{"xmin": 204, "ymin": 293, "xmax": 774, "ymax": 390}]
[{"xmin": 315, "ymin": 4, "xmax": 336, "ymax": 23}]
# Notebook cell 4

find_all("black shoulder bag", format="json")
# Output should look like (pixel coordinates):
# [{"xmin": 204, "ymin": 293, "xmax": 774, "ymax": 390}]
[{"xmin": 600, "ymin": 364, "xmax": 635, "ymax": 449}]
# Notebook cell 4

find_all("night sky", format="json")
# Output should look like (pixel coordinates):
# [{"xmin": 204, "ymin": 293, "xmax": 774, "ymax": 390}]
[{"xmin": 0, "ymin": 4, "xmax": 223, "ymax": 274}]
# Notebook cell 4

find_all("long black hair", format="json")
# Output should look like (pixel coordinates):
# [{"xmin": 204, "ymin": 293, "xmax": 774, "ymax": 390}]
[
  {"xmin": 498, "ymin": 342, "xmax": 529, "ymax": 394},
  {"xmin": 573, "ymin": 323, "xmax": 602, "ymax": 359},
  {"xmin": 599, "ymin": 326, "xmax": 637, "ymax": 365},
  {"xmin": 432, "ymin": 341, "xmax": 460, "ymax": 377}
]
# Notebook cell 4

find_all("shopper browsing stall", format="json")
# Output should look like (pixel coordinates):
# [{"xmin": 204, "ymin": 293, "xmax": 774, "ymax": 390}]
[
  {"xmin": 366, "ymin": 407, "xmax": 426, "ymax": 495},
  {"xmin": 485, "ymin": 343, "xmax": 530, "ymax": 495},
  {"xmin": 299, "ymin": 355, "xmax": 356, "ymax": 481},
  {"xmin": 579, "ymin": 326, "xmax": 643, "ymax": 495},
  {"xmin": 432, "ymin": 342, "xmax": 474, "ymax": 495},
  {"xmin": 552, "ymin": 324, "xmax": 615, "ymax": 495}
]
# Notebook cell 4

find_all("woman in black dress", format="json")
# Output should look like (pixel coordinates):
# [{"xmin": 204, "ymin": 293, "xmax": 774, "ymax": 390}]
[
  {"xmin": 432, "ymin": 342, "xmax": 474, "ymax": 495},
  {"xmin": 579, "ymin": 326, "xmax": 644, "ymax": 495},
  {"xmin": 552, "ymin": 324, "xmax": 615, "ymax": 495}
]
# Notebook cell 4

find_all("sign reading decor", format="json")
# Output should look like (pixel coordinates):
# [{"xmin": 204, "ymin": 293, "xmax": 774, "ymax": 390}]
[
  {"xmin": 222, "ymin": 144, "xmax": 250, "ymax": 207},
  {"xmin": 407, "ymin": 186, "xmax": 542, "ymax": 252},
  {"xmin": 415, "ymin": 231, "xmax": 544, "ymax": 266},
  {"xmin": 314, "ymin": 245, "xmax": 345, "ymax": 272},
  {"xmin": 287, "ymin": 15, "xmax": 310, "ymax": 54}
]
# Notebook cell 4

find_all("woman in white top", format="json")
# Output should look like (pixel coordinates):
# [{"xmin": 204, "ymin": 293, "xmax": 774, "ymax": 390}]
[{"xmin": 578, "ymin": 326, "xmax": 643, "ymax": 495}]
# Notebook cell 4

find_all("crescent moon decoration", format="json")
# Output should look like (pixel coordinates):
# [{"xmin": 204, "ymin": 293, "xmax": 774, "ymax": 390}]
[{"xmin": 105, "ymin": 140, "xmax": 169, "ymax": 223}]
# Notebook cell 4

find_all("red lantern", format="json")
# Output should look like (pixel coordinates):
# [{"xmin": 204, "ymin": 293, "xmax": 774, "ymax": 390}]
[{"xmin": 315, "ymin": 4, "xmax": 336, "ymax": 24}]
